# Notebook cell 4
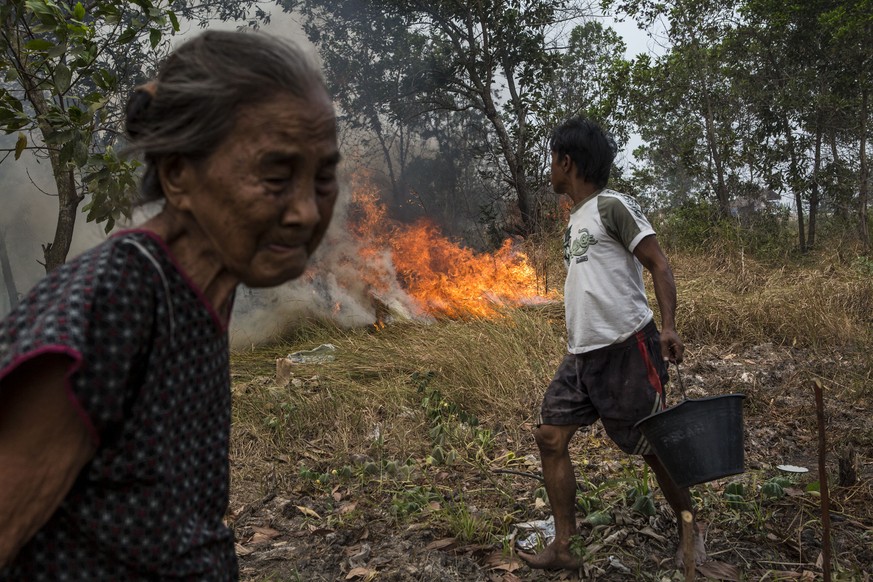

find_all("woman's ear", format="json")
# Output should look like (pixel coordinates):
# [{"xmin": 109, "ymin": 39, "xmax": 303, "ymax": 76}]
[{"xmin": 157, "ymin": 154, "xmax": 195, "ymax": 211}]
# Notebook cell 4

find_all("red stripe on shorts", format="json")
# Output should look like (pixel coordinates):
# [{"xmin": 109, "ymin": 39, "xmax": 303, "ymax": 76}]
[{"xmin": 636, "ymin": 330, "xmax": 665, "ymax": 409}]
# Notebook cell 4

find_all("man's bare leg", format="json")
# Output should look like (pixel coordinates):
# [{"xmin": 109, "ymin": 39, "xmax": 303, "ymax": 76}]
[
  {"xmin": 643, "ymin": 454, "xmax": 706, "ymax": 566},
  {"xmin": 518, "ymin": 424, "xmax": 584, "ymax": 570}
]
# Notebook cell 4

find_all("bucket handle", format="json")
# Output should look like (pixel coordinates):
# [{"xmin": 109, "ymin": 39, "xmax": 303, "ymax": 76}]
[{"xmin": 673, "ymin": 361, "xmax": 688, "ymax": 402}]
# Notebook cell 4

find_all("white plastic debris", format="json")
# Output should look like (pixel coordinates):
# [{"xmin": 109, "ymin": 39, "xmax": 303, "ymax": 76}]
[
  {"xmin": 510, "ymin": 517, "xmax": 555, "ymax": 551},
  {"xmin": 608, "ymin": 555, "xmax": 631, "ymax": 573},
  {"xmin": 777, "ymin": 464, "xmax": 809, "ymax": 473},
  {"xmin": 287, "ymin": 343, "xmax": 337, "ymax": 364}
]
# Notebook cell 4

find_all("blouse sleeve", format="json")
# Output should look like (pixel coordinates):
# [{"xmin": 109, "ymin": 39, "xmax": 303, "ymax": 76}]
[{"xmin": 0, "ymin": 238, "xmax": 157, "ymax": 447}]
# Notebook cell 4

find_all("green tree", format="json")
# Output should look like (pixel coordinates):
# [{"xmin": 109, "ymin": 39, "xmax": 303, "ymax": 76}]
[
  {"xmin": 821, "ymin": 0, "xmax": 873, "ymax": 252},
  {"xmin": 613, "ymin": 0, "xmax": 747, "ymax": 218},
  {"xmin": 0, "ymin": 0, "xmax": 183, "ymax": 271},
  {"xmin": 0, "ymin": 0, "xmax": 269, "ymax": 272}
]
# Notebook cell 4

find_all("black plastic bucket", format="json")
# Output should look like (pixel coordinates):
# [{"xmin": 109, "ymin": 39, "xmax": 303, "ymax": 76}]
[{"xmin": 634, "ymin": 394, "xmax": 745, "ymax": 488}]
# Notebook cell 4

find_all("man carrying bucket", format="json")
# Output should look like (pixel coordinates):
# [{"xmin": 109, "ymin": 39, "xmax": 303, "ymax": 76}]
[{"xmin": 518, "ymin": 118, "xmax": 706, "ymax": 571}]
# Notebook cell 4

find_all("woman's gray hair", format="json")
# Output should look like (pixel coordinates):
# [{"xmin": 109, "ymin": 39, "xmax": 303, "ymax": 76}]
[{"xmin": 125, "ymin": 30, "xmax": 327, "ymax": 202}]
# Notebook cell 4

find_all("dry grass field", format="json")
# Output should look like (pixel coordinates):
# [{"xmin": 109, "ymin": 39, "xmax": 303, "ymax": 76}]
[{"xmin": 227, "ymin": 246, "xmax": 873, "ymax": 581}]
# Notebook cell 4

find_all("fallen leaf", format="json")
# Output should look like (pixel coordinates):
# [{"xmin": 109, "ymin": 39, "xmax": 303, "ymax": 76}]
[
  {"xmin": 296, "ymin": 505, "xmax": 321, "ymax": 519},
  {"xmin": 425, "ymin": 537, "xmax": 457, "ymax": 551},
  {"xmin": 428, "ymin": 501, "xmax": 441, "ymax": 511},
  {"xmin": 501, "ymin": 573, "xmax": 522, "ymax": 582},
  {"xmin": 344, "ymin": 544, "xmax": 363, "ymax": 557},
  {"xmin": 697, "ymin": 560, "xmax": 742, "ymax": 581},
  {"xmin": 484, "ymin": 551, "xmax": 522, "ymax": 572},
  {"xmin": 249, "ymin": 532, "xmax": 275, "ymax": 545},
  {"xmin": 234, "ymin": 543, "xmax": 254, "ymax": 556},
  {"xmin": 251, "ymin": 526, "xmax": 280, "ymax": 538},
  {"xmin": 534, "ymin": 497, "xmax": 546, "ymax": 509},
  {"xmin": 345, "ymin": 566, "xmax": 376, "ymax": 580},
  {"xmin": 639, "ymin": 527, "xmax": 668, "ymax": 544},
  {"xmin": 338, "ymin": 502, "xmax": 358, "ymax": 515}
]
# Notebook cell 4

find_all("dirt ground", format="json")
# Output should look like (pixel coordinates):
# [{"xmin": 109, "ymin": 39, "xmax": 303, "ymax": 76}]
[{"xmin": 229, "ymin": 342, "xmax": 872, "ymax": 581}]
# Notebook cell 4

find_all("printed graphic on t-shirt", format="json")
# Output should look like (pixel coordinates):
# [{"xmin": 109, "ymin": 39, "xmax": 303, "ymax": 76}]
[
  {"xmin": 616, "ymin": 193, "xmax": 646, "ymax": 222},
  {"xmin": 564, "ymin": 226, "xmax": 599, "ymax": 265}
]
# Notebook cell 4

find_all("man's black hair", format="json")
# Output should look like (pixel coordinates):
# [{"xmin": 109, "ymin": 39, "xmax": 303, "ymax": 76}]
[{"xmin": 549, "ymin": 118, "xmax": 618, "ymax": 189}]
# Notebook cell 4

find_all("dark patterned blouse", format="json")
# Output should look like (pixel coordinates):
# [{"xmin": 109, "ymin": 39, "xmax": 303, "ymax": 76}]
[{"xmin": 0, "ymin": 230, "xmax": 238, "ymax": 581}]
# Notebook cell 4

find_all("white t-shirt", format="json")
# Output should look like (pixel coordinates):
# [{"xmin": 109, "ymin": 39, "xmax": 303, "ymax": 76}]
[{"xmin": 563, "ymin": 189, "xmax": 655, "ymax": 353}]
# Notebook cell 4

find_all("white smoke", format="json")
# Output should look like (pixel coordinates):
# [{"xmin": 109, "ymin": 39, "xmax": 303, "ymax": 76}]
[{"xmin": 228, "ymin": 176, "xmax": 430, "ymax": 349}]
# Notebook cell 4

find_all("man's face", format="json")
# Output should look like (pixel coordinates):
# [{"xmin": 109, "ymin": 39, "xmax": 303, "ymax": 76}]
[
  {"xmin": 178, "ymin": 89, "xmax": 340, "ymax": 287},
  {"xmin": 550, "ymin": 150, "xmax": 570, "ymax": 195}
]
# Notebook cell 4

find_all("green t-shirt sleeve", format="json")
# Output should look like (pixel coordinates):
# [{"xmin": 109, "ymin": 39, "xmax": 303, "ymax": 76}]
[{"xmin": 598, "ymin": 195, "xmax": 646, "ymax": 250}]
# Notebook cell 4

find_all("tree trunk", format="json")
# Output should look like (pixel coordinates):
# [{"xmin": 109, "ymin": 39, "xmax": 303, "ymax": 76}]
[
  {"xmin": 9, "ymin": 23, "xmax": 83, "ymax": 272},
  {"xmin": 809, "ymin": 121, "xmax": 822, "ymax": 249},
  {"xmin": 703, "ymin": 88, "xmax": 730, "ymax": 218},
  {"xmin": 0, "ymin": 229, "xmax": 19, "ymax": 312},
  {"xmin": 783, "ymin": 115, "xmax": 806, "ymax": 253},
  {"xmin": 829, "ymin": 129, "xmax": 848, "ymax": 221},
  {"xmin": 482, "ymin": 93, "xmax": 534, "ymax": 236},
  {"xmin": 859, "ymin": 85, "xmax": 870, "ymax": 252}
]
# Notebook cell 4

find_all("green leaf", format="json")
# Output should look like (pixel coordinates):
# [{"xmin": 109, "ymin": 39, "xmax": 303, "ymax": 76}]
[
  {"xmin": 47, "ymin": 42, "xmax": 68, "ymax": 59},
  {"xmin": 632, "ymin": 494, "xmax": 656, "ymax": 517},
  {"xmin": 14, "ymin": 132, "xmax": 27, "ymax": 160},
  {"xmin": 761, "ymin": 482, "xmax": 785, "ymax": 500},
  {"xmin": 73, "ymin": 140, "xmax": 89, "ymax": 167},
  {"xmin": 43, "ymin": 129, "xmax": 76, "ymax": 145},
  {"xmin": 584, "ymin": 510, "xmax": 612, "ymax": 526},
  {"xmin": 149, "ymin": 28, "xmax": 161, "ymax": 49},
  {"xmin": 117, "ymin": 27, "xmax": 137, "ymax": 45},
  {"xmin": 59, "ymin": 141, "xmax": 74, "ymax": 166},
  {"xmin": 768, "ymin": 477, "xmax": 792, "ymax": 488},
  {"xmin": 73, "ymin": 1, "xmax": 85, "ymax": 20},
  {"xmin": 54, "ymin": 63, "xmax": 72, "ymax": 93},
  {"xmin": 25, "ymin": 0, "xmax": 56, "ymax": 20},
  {"xmin": 168, "ymin": 10, "xmax": 180, "ymax": 32},
  {"xmin": 806, "ymin": 481, "xmax": 821, "ymax": 493},
  {"xmin": 24, "ymin": 38, "xmax": 55, "ymax": 52},
  {"xmin": 724, "ymin": 482, "xmax": 745, "ymax": 496}
]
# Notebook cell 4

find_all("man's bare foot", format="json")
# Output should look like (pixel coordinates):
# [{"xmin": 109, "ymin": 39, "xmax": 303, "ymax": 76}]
[
  {"xmin": 517, "ymin": 541, "xmax": 584, "ymax": 570},
  {"xmin": 674, "ymin": 530, "xmax": 707, "ymax": 568}
]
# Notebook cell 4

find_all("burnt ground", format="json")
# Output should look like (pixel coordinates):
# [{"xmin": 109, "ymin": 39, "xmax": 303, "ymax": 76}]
[{"xmin": 229, "ymin": 343, "xmax": 873, "ymax": 581}]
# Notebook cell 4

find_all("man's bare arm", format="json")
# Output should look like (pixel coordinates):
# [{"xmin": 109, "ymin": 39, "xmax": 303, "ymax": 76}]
[
  {"xmin": 633, "ymin": 234, "xmax": 685, "ymax": 363},
  {"xmin": 0, "ymin": 354, "xmax": 97, "ymax": 567}
]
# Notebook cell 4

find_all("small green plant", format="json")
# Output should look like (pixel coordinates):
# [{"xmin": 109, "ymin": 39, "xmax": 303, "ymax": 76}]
[
  {"xmin": 623, "ymin": 463, "xmax": 656, "ymax": 517},
  {"xmin": 440, "ymin": 500, "xmax": 494, "ymax": 544},
  {"xmin": 724, "ymin": 481, "xmax": 750, "ymax": 510},
  {"xmin": 388, "ymin": 484, "xmax": 439, "ymax": 523},
  {"xmin": 853, "ymin": 254, "xmax": 873, "ymax": 276},
  {"xmin": 761, "ymin": 476, "xmax": 791, "ymax": 501},
  {"xmin": 575, "ymin": 478, "xmax": 606, "ymax": 515},
  {"xmin": 569, "ymin": 534, "xmax": 588, "ymax": 560},
  {"xmin": 584, "ymin": 510, "xmax": 612, "ymax": 526}
]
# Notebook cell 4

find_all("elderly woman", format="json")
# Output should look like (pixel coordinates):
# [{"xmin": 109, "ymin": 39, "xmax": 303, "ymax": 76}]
[{"xmin": 0, "ymin": 30, "xmax": 339, "ymax": 579}]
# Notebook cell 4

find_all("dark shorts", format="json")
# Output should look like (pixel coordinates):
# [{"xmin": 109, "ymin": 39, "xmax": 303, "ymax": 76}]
[{"xmin": 538, "ymin": 320, "xmax": 669, "ymax": 455}]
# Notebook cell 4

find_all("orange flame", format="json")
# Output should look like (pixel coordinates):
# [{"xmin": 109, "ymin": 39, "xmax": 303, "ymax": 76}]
[{"xmin": 347, "ymin": 173, "xmax": 556, "ymax": 318}]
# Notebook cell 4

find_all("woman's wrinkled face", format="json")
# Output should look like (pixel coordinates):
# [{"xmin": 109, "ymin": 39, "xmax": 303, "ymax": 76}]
[{"xmin": 181, "ymin": 89, "xmax": 340, "ymax": 287}]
